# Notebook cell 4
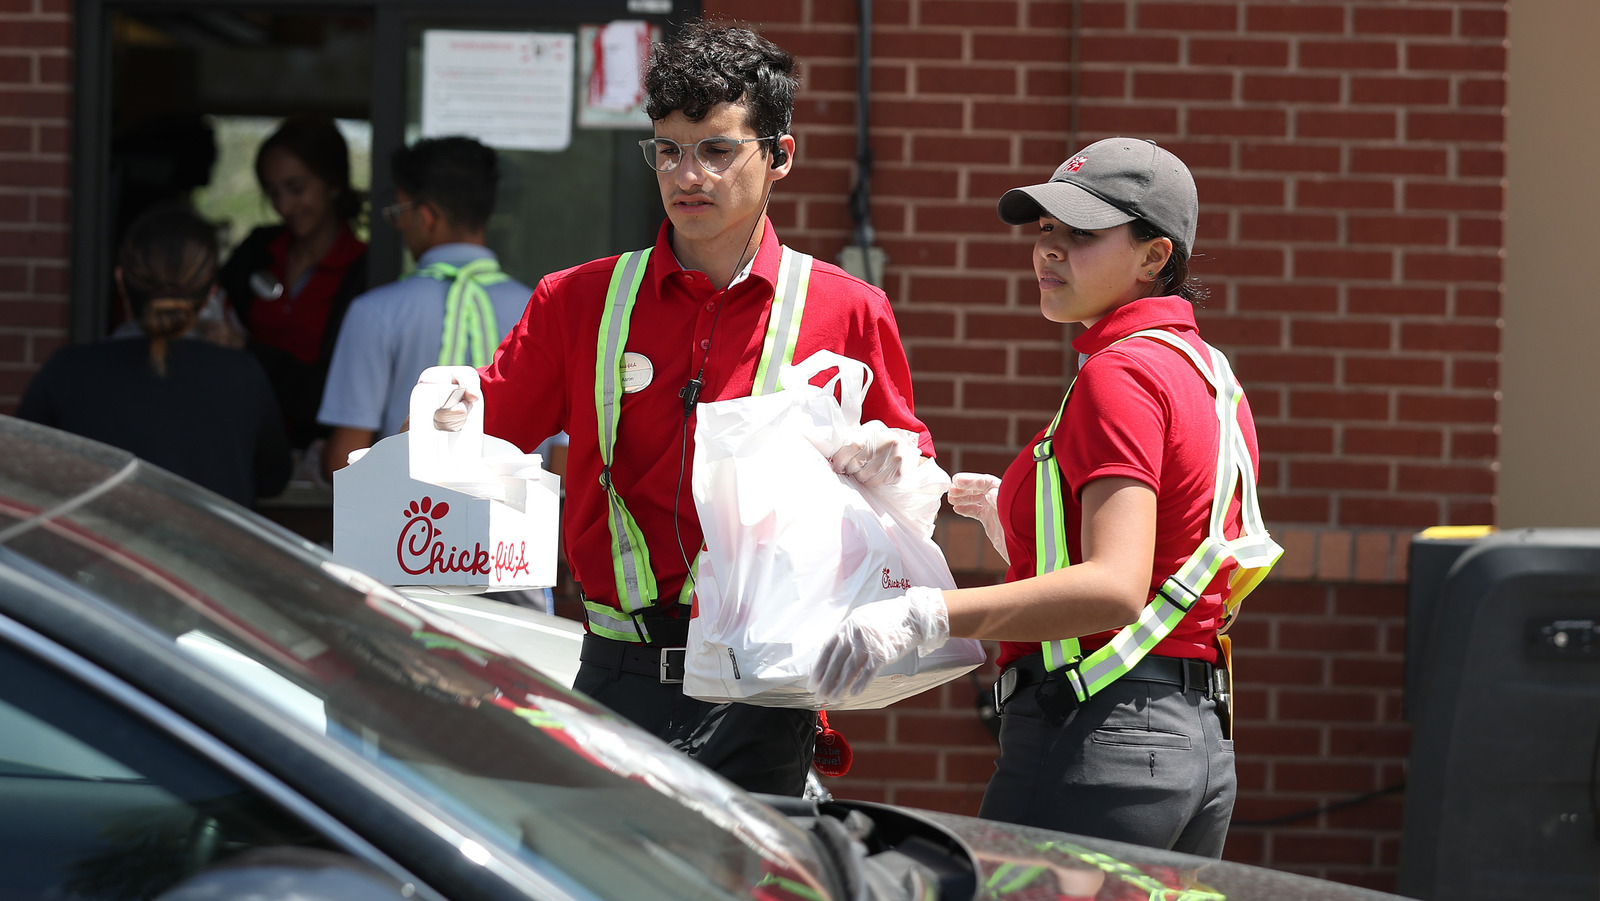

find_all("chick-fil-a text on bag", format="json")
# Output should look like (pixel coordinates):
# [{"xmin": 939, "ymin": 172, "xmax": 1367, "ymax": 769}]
[
  {"xmin": 685, "ymin": 350, "xmax": 986, "ymax": 710},
  {"xmin": 332, "ymin": 366, "xmax": 560, "ymax": 592}
]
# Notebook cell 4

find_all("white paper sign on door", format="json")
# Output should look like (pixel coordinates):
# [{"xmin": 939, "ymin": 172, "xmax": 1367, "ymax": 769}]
[{"xmin": 422, "ymin": 30, "xmax": 574, "ymax": 152}]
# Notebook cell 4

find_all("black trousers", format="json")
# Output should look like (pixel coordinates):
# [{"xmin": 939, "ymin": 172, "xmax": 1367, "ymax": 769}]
[
  {"xmin": 979, "ymin": 663, "xmax": 1236, "ymax": 858},
  {"xmin": 573, "ymin": 658, "xmax": 818, "ymax": 796}
]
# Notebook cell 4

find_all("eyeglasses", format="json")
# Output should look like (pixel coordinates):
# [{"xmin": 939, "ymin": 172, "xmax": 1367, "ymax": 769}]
[
  {"xmin": 639, "ymin": 136, "xmax": 777, "ymax": 173},
  {"xmin": 380, "ymin": 201, "xmax": 416, "ymax": 224}
]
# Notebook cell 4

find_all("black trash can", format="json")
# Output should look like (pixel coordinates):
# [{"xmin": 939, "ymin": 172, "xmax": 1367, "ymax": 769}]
[{"xmin": 1397, "ymin": 528, "xmax": 1600, "ymax": 900}]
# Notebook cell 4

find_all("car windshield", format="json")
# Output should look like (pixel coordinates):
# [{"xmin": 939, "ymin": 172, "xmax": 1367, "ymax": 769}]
[{"xmin": 0, "ymin": 418, "xmax": 832, "ymax": 901}]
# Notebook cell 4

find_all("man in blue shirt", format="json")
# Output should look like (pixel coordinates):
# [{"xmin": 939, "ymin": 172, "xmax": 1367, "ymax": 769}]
[{"xmin": 318, "ymin": 136, "xmax": 540, "ymax": 481}]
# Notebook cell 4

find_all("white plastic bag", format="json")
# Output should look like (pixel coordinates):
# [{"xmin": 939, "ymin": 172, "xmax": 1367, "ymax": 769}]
[{"xmin": 685, "ymin": 351, "xmax": 986, "ymax": 709}]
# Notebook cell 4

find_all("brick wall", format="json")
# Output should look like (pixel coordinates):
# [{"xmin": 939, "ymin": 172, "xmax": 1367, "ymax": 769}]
[
  {"xmin": 0, "ymin": 0, "xmax": 71, "ymax": 409},
  {"xmin": 708, "ymin": 0, "xmax": 1506, "ymax": 891}
]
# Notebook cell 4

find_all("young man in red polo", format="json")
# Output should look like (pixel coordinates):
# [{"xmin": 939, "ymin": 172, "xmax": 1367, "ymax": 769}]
[{"xmin": 421, "ymin": 21, "xmax": 932, "ymax": 795}]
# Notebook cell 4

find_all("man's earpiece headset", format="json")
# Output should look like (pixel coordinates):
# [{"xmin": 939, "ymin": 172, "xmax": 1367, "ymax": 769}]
[{"xmin": 672, "ymin": 133, "xmax": 786, "ymax": 578}]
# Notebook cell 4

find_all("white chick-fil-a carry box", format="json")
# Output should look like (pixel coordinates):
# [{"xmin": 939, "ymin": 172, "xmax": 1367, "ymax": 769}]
[{"xmin": 332, "ymin": 367, "xmax": 560, "ymax": 592}]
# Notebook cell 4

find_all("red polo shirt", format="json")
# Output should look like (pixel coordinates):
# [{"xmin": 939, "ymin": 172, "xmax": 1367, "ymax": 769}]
[
  {"xmin": 250, "ymin": 225, "xmax": 367, "ymax": 364},
  {"xmin": 481, "ymin": 219, "xmax": 933, "ymax": 618},
  {"xmin": 993, "ymin": 296, "xmax": 1259, "ymax": 670}
]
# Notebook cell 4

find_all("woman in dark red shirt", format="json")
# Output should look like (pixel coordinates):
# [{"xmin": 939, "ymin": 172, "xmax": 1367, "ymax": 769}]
[
  {"xmin": 811, "ymin": 139, "xmax": 1279, "ymax": 859},
  {"xmin": 220, "ymin": 116, "xmax": 368, "ymax": 455}
]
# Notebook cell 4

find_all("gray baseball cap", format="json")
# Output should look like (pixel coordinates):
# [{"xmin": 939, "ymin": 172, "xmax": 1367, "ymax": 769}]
[{"xmin": 997, "ymin": 137, "xmax": 1198, "ymax": 255}]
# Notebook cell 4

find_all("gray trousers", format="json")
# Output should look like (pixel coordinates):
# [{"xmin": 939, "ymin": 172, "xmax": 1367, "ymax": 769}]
[{"xmin": 978, "ymin": 670, "xmax": 1236, "ymax": 857}]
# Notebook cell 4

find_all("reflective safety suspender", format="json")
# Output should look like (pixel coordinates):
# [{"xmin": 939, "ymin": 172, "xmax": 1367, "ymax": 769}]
[
  {"xmin": 586, "ymin": 246, "xmax": 814, "ymax": 641},
  {"xmin": 984, "ymin": 839, "xmax": 1226, "ymax": 900},
  {"xmin": 1034, "ymin": 329, "xmax": 1282, "ymax": 701},
  {"xmin": 409, "ymin": 258, "xmax": 511, "ymax": 367}
]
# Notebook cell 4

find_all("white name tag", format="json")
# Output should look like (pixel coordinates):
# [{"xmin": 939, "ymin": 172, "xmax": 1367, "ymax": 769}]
[{"xmin": 621, "ymin": 352, "xmax": 654, "ymax": 394}]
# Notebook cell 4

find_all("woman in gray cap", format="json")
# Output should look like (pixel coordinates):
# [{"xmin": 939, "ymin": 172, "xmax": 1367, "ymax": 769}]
[{"xmin": 808, "ymin": 138, "xmax": 1280, "ymax": 857}]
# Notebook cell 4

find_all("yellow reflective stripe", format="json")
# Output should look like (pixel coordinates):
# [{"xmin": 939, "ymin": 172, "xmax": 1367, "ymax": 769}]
[
  {"xmin": 414, "ymin": 259, "xmax": 511, "ymax": 367},
  {"xmin": 752, "ymin": 248, "xmax": 812, "ymax": 396},
  {"xmin": 986, "ymin": 862, "xmax": 1048, "ymax": 895},
  {"xmin": 595, "ymin": 250, "xmax": 658, "ymax": 618}
]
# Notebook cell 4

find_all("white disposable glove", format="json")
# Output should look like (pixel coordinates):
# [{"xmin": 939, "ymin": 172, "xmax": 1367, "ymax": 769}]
[
  {"xmin": 416, "ymin": 366, "xmax": 480, "ymax": 432},
  {"xmin": 948, "ymin": 472, "xmax": 1009, "ymax": 565},
  {"xmin": 829, "ymin": 420, "xmax": 907, "ymax": 487},
  {"xmin": 810, "ymin": 586, "xmax": 950, "ymax": 704}
]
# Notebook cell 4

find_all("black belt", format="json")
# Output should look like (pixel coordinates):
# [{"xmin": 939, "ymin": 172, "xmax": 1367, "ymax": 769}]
[
  {"xmin": 581, "ymin": 633, "xmax": 687, "ymax": 683},
  {"xmin": 994, "ymin": 652, "xmax": 1216, "ymax": 713}
]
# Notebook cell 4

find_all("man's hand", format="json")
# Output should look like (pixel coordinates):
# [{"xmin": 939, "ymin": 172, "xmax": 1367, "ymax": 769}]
[
  {"xmin": 810, "ymin": 586, "xmax": 949, "ymax": 704},
  {"xmin": 829, "ymin": 420, "xmax": 909, "ymax": 487},
  {"xmin": 416, "ymin": 366, "xmax": 481, "ymax": 432},
  {"xmin": 948, "ymin": 472, "xmax": 1009, "ymax": 564}
]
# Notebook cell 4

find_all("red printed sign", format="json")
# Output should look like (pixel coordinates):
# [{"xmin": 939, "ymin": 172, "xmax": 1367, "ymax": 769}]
[
  {"xmin": 396, "ymin": 496, "xmax": 491, "ymax": 577},
  {"xmin": 882, "ymin": 568, "xmax": 911, "ymax": 590}
]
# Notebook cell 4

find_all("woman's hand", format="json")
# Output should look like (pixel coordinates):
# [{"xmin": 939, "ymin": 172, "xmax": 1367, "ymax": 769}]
[
  {"xmin": 811, "ymin": 586, "xmax": 949, "ymax": 704},
  {"xmin": 949, "ymin": 472, "xmax": 1009, "ymax": 564}
]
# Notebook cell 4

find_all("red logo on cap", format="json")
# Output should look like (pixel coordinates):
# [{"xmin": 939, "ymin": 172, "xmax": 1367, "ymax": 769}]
[{"xmin": 1064, "ymin": 155, "xmax": 1088, "ymax": 172}]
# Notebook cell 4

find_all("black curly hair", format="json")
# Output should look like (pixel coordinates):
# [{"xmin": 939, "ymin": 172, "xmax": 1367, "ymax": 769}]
[{"xmin": 643, "ymin": 20, "xmax": 797, "ymax": 158}]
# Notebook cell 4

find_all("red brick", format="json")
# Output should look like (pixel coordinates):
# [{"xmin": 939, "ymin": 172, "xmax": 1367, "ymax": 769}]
[
  {"xmin": 1347, "ymin": 214, "xmax": 1449, "ymax": 246},
  {"xmin": 1276, "ymin": 689, "xmax": 1380, "ymax": 722},
  {"xmin": 905, "ymin": 274, "xmax": 1009, "ymax": 305},
  {"xmin": 1405, "ymin": 111, "xmax": 1504, "ymax": 143},
  {"xmin": 909, "ymin": 133, "xmax": 1003, "ymax": 163},
  {"xmin": 1295, "ymin": 249, "xmax": 1394, "ymax": 281},
  {"xmin": 1235, "ymin": 211, "xmax": 1337, "ymax": 243},
  {"xmin": 919, "ymin": 0, "xmax": 1024, "ymax": 29},
  {"xmin": 1399, "ymin": 322, "xmax": 1499, "ymax": 354},
  {"xmin": 1457, "ymin": 149, "xmax": 1503, "ymax": 178},
  {"xmin": 1288, "ymin": 389, "xmax": 1390, "ymax": 421},
  {"xmin": 1290, "ymin": 460, "xmax": 1389, "ymax": 491},
  {"xmin": 1403, "ymin": 251, "xmax": 1501, "ymax": 284},
  {"xmin": 1453, "ymin": 288, "xmax": 1501, "ymax": 318},
  {"xmin": 1350, "ymin": 76, "xmax": 1451, "ymax": 106},
  {"xmin": 1261, "ymin": 494, "xmax": 1331, "ymax": 523},
  {"xmin": 1353, "ymin": 7, "xmax": 1453, "ymax": 36},
  {"xmin": 1239, "ymin": 142, "xmax": 1341, "ymax": 173},
  {"xmin": 0, "ymin": 21, "xmax": 70, "ymax": 48},
  {"xmin": 1076, "ymin": 34, "xmax": 1186, "ymax": 66},
  {"xmin": 965, "ymin": 379, "xmax": 1065, "ymax": 412},
  {"xmin": 1396, "ymin": 392, "xmax": 1495, "ymax": 425},
  {"xmin": 1189, "ymin": 38, "xmax": 1290, "ymax": 68},
  {"xmin": 966, "ymin": 310, "xmax": 1055, "ymax": 340},
  {"xmin": 1200, "ymin": 315, "xmax": 1282, "ymax": 347},
  {"xmin": 971, "ymin": 32, "xmax": 1073, "ymax": 62},
  {"xmin": 1458, "ymin": 77, "xmax": 1506, "ymax": 108},
  {"xmin": 1395, "ymin": 463, "xmax": 1494, "ymax": 495},
  {"xmin": 1187, "ymin": 106, "xmax": 1288, "ymax": 138},
  {"xmin": 1255, "ymin": 423, "xmax": 1335, "ymax": 453},
  {"xmin": 1274, "ymin": 833, "xmax": 1384, "ymax": 866},
  {"xmin": 894, "ymin": 310, "xmax": 957, "ymax": 340},
  {"xmin": 1297, "ymin": 111, "xmax": 1397, "ymax": 140},
  {"xmin": 1198, "ymin": 245, "xmax": 1286, "ymax": 278},
  {"xmin": 1345, "ymin": 426, "xmax": 1443, "ymax": 458},
  {"xmin": 1135, "ymin": 2, "xmax": 1237, "ymax": 31},
  {"xmin": 1457, "ymin": 216, "xmax": 1502, "ymax": 248},
  {"xmin": 1233, "ymin": 351, "xmax": 1335, "ymax": 384},
  {"xmin": 1023, "ymin": 68, "xmax": 1070, "ymax": 97},
  {"xmin": 1075, "ymin": 103, "xmax": 1179, "ymax": 135},
  {"xmin": 1300, "ymin": 40, "xmax": 1399, "ymax": 70},
  {"xmin": 1245, "ymin": 3, "xmax": 1347, "ymax": 34},
  {"xmin": 875, "ymin": 31, "xmax": 963, "ymax": 59},
  {"xmin": 874, "ymin": 164, "xmax": 960, "ymax": 199},
  {"xmin": 1451, "ymin": 360, "xmax": 1498, "ymax": 393},
  {"xmin": 1242, "ymin": 73, "xmax": 1342, "ymax": 103},
  {"xmin": 1297, "ymin": 178, "xmax": 1395, "ymax": 210},
  {"xmin": 1343, "ymin": 356, "xmax": 1445, "ymax": 388},
  {"xmin": 1198, "ymin": 175, "xmax": 1288, "ymax": 207},
  {"xmin": 1134, "ymin": 71, "xmax": 1234, "ymax": 101},
  {"xmin": 1406, "ymin": 42, "xmax": 1506, "ymax": 73},
  {"xmin": 1236, "ymin": 283, "xmax": 1338, "ymax": 312},
  {"xmin": 1460, "ymin": 8, "xmax": 1508, "ymax": 39},
  {"xmin": 37, "ymin": 53, "xmax": 66, "ymax": 85},
  {"xmin": 1025, "ymin": 0, "xmax": 1070, "ymax": 29},
  {"xmin": 972, "ymin": 100, "xmax": 1070, "ymax": 131},
  {"xmin": 918, "ymin": 65, "xmax": 1018, "ymax": 95},
  {"xmin": 0, "ymin": 88, "xmax": 67, "ymax": 119},
  {"xmin": 1347, "ymin": 286, "xmax": 1446, "ymax": 316}
]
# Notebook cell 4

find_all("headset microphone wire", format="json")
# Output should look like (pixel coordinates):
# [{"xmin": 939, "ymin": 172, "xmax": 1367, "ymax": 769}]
[{"xmin": 671, "ymin": 179, "xmax": 776, "ymax": 592}]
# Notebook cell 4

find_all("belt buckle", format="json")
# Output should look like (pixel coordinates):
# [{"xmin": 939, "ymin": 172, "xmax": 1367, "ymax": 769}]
[
  {"xmin": 993, "ymin": 667, "xmax": 1018, "ymax": 712},
  {"xmin": 659, "ymin": 647, "xmax": 686, "ymax": 683}
]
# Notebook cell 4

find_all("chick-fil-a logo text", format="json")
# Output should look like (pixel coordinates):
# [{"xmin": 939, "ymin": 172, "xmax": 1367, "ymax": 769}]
[
  {"xmin": 882, "ymin": 568, "xmax": 912, "ymax": 590},
  {"xmin": 397, "ymin": 496, "xmax": 491, "ymax": 576},
  {"xmin": 493, "ymin": 541, "xmax": 531, "ymax": 580}
]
